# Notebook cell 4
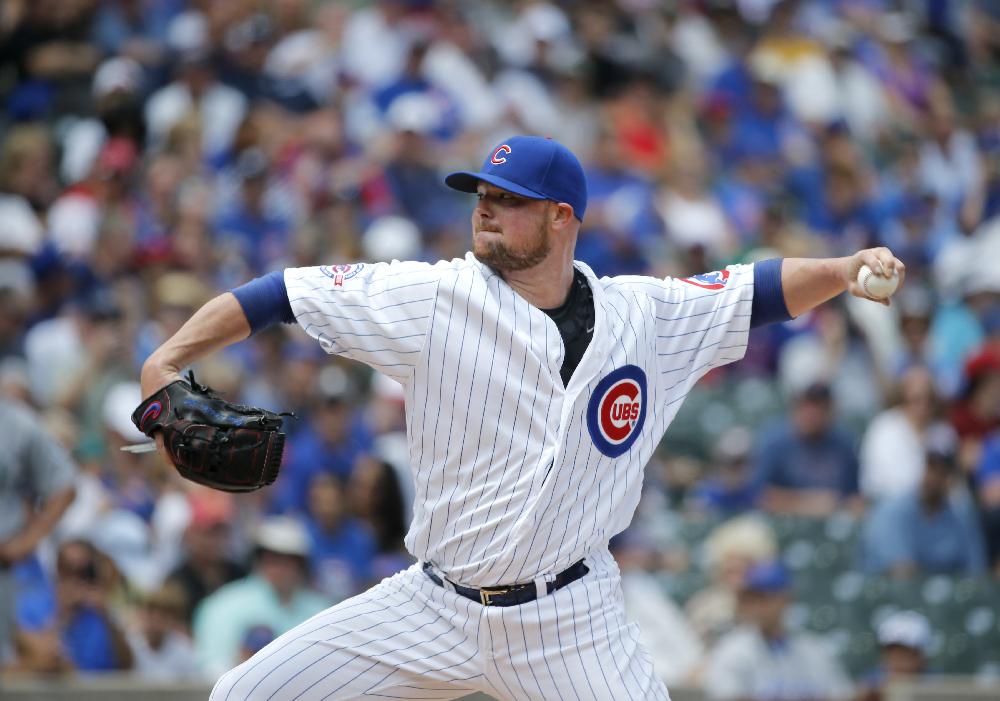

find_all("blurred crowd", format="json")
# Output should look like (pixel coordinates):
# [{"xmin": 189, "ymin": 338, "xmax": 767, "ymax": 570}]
[{"xmin": 1, "ymin": 0, "xmax": 1000, "ymax": 698}]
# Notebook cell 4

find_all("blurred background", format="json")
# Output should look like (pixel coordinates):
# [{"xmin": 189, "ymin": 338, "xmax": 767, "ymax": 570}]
[{"xmin": 0, "ymin": 1, "xmax": 999, "ymax": 700}]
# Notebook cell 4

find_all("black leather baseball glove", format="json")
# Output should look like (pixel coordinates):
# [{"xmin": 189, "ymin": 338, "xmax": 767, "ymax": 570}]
[{"xmin": 131, "ymin": 371, "xmax": 289, "ymax": 493}]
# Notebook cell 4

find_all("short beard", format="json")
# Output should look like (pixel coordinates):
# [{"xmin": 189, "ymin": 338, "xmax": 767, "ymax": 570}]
[{"xmin": 473, "ymin": 222, "xmax": 551, "ymax": 272}]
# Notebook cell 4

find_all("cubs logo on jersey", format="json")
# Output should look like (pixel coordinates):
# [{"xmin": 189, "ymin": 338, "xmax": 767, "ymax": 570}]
[
  {"xmin": 320, "ymin": 263, "xmax": 365, "ymax": 287},
  {"xmin": 587, "ymin": 365, "xmax": 647, "ymax": 457},
  {"xmin": 681, "ymin": 269, "xmax": 730, "ymax": 290}
]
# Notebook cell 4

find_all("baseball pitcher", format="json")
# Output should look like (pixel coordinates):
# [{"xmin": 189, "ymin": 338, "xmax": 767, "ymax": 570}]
[{"xmin": 137, "ymin": 136, "xmax": 904, "ymax": 700}]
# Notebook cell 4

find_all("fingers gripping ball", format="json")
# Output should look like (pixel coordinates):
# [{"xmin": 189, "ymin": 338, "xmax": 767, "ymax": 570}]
[
  {"xmin": 131, "ymin": 371, "xmax": 290, "ymax": 493},
  {"xmin": 858, "ymin": 264, "xmax": 899, "ymax": 300}
]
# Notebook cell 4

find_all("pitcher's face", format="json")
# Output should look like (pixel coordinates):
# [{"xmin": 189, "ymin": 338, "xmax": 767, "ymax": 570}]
[{"xmin": 472, "ymin": 183, "xmax": 552, "ymax": 272}]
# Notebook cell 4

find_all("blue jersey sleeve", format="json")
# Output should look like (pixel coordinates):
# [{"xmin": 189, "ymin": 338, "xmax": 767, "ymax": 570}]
[
  {"xmin": 750, "ymin": 258, "xmax": 791, "ymax": 328},
  {"xmin": 231, "ymin": 270, "xmax": 296, "ymax": 334}
]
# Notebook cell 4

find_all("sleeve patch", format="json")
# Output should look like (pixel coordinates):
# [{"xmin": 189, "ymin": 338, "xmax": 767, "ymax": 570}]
[
  {"xmin": 680, "ymin": 269, "xmax": 730, "ymax": 290},
  {"xmin": 320, "ymin": 263, "xmax": 365, "ymax": 287}
]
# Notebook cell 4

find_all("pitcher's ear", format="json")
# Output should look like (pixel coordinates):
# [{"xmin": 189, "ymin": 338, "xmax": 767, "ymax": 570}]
[{"xmin": 551, "ymin": 201, "xmax": 575, "ymax": 227}]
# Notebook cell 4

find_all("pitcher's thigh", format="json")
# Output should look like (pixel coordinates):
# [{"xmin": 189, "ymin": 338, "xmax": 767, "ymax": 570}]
[
  {"xmin": 486, "ymin": 574, "xmax": 671, "ymax": 701},
  {"xmin": 211, "ymin": 571, "xmax": 484, "ymax": 700}
]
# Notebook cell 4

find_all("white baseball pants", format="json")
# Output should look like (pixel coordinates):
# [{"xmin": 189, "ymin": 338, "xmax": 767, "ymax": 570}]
[{"xmin": 209, "ymin": 549, "xmax": 671, "ymax": 700}]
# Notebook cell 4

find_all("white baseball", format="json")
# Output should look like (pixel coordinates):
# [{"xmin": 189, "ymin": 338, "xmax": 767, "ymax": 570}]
[{"xmin": 858, "ymin": 264, "xmax": 899, "ymax": 299}]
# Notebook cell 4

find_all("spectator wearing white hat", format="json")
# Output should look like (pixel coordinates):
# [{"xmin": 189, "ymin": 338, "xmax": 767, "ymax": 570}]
[
  {"xmin": 855, "ymin": 611, "xmax": 931, "ymax": 701},
  {"xmin": 192, "ymin": 516, "xmax": 329, "ymax": 679}
]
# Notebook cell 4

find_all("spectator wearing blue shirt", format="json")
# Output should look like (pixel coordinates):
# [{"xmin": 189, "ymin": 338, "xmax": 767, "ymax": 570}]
[
  {"xmin": 373, "ymin": 38, "xmax": 459, "ymax": 142},
  {"xmin": 785, "ymin": 124, "xmax": 880, "ymax": 245},
  {"xmin": 753, "ymin": 382, "xmax": 860, "ymax": 516},
  {"xmin": 689, "ymin": 426, "xmax": 758, "ymax": 515},
  {"xmin": 375, "ymin": 113, "xmax": 466, "ymax": 244},
  {"xmin": 56, "ymin": 540, "xmax": 134, "ymax": 672},
  {"xmin": 15, "ymin": 540, "xmax": 133, "ymax": 673},
  {"xmin": 304, "ymin": 472, "xmax": 376, "ymax": 602},
  {"xmin": 347, "ymin": 457, "xmax": 414, "ymax": 582},
  {"xmin": 212, "ymin": 149, "xmax": 292, "ymax": 275},
  {"xmin": 576, "ymin": 126, "xmax": 662, "ymax": 277},
  {"xmin": 861, "ymin": 425, "xmax": 987, "ymax": 577},
  {"xmin": 267, "ymin": 365, "xmax": 374, "ymax": 515}
]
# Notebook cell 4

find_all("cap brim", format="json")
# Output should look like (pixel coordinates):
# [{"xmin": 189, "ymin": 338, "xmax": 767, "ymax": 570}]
[{"xmin": 445, "ymin": 171, "xmax": 549, "ymax": 201}]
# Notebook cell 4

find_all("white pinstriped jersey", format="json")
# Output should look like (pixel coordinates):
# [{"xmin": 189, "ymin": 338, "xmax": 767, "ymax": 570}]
[{"xmin": 285, "ymin": 253, "xmax": 754, "ymax": 586}]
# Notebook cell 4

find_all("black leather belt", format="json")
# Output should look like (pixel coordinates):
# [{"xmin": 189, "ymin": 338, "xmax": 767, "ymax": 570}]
[{"xmin": 422, "ymin": 560, "xmax": 589, "ymax": 607}]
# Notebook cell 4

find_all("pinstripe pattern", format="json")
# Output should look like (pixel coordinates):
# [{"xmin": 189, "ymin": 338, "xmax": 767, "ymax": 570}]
[
  {"xmin": 266, "ymin": 253, "xmax": 755, "ymax": 699},
  {"xmin": 288, "ymin": 255, "xmax": 752, "ymax": 587},
  {"xmin": 210, "ymin": 552, "xmax": 671, "ymax": 700}
]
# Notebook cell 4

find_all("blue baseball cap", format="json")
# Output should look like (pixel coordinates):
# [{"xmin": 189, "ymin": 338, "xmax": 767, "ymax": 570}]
[
  {"xmin": 743, "ymin": 560, "xmax": 791, "ymax": 593},
  {"xmin": 445, "ymin": 135, "xmax": 588, "ymax": 221}
]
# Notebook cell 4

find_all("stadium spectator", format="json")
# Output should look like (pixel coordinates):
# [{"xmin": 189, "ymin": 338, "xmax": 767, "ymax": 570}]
[
  {"xmin": 192, "ymin": 516, "xmax": 328, "ymax": 679},
  {"xmin": 211, "ymin": 148, "xmax": 293, "ymax": 276},
  {"xmin": 752, "ymin": 381, "xmax": 860, "ymax": 516},
  {"xmin": 14, "ymin": 539, "xmax": 133, "ymax": 673},
  {"xmin": 124, "ymin": 582, "xmax": 201, "ymax": 682},
  {"xmin": 689, "ymin": 425, "xmax": 758, "ymax": 515},
  {"xmin": 855, "ymin": 611, "xmax": 932, "ymax": 701},
  {"xmin": 268, "ymin": 364, "xmax": 374, "ymax": 515},
  {"xmin": 973, "ymin": 430, "xmax": 1000, "ymax": 574},
  {"xmin": 611, "ymin": 533, "xmax": 704, "ymax": 686},
  {"xmin": 950, "ymin": 344, "xmax": 1000, "ymax": 460},
  {"xmin": 686, "ymin": 516, "xmax": 778, "ymax": 648},
  {"xmin": 885, "ymin": 286, "xmax": 940, "ymax": 380},
  {"xmin": 304, "ymin": 472, "xmax": 376, "ymax": 602},
  {"xmin": 166, "ymin": 493, "xmax": 247, "ymax": 626},
  {"xmin": 657, "ymin": 150, "xmax": 737, "ymax": 264},
  {"xmin": 0, "ymin": 0, "xmax": 101, "ymax": 119},
  {"xmin": 859, "ymin": 365, "xmax": 944, "ymax": 500},
  {"xmin": 88, "ymin": 382, "xmax": 191, "ymax": 594},
  {"xmin": 0, "ymin": 397, "xmax": 77, "ymax": 665},
  {"xmin": 576, "ymin": 124, "xmax": 662, "ymax": 277},
  {"xmin": 0, "ymin": 123, "xmax": 59, "ymax": 215},
  {"xmin": 704, "ymin": 560, "xmax": 853, "ymax": 700},
  {"xmin": 777, "ymin": 304, "xmax": 883, "ymax": 427},
  {"xmin": 861, "ymin": 424, "xmax": 987, "ymax": 576},
  {"xmin": 143, "ymin": 26, "xmax": 247, "ymax": 158},
  {"xmin": 0, "ymin": 262, "xmax": 35, "ymax": 362},
  {"xmin": 346, "ymin": 456, "xmax": 414, "ymax": 583}
]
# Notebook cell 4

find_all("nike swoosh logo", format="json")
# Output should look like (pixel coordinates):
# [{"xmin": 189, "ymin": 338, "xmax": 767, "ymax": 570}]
[{"xmin": 585, "ymin": 324, "xmax": 595, "ymax": 333}]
